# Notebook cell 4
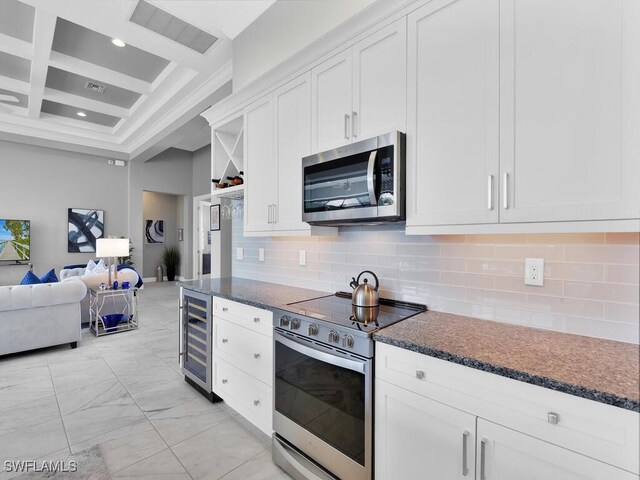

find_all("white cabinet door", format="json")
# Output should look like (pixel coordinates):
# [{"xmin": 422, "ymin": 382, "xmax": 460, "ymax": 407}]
[
  {"xmin": 274, "ymin": 73, "xmax": 312, "ymax": 232},
  {"xmin": 477, "ymin": 419, "xmax": 637, "ymax": 480},
  {"xmin": 499, "ymin": 0, "xmax": 640, "ymax": 223},
  {"xmin": 311, "ymin": 49, "xmax": 352, "ymax": 152},
  {"xmin": 352, "ymin": 18, "xmax": 407, "ymax": 141},
  {"xmin": 244, "ymin": 97, "xmax": 275, "ymax": 233},
  {"xmin": 406, "ymin": 0, "xmax": 500, "ymax": 227},
  {"xmin": 375, "ymin": 379, "xmax": 477, "ymax": 480}
]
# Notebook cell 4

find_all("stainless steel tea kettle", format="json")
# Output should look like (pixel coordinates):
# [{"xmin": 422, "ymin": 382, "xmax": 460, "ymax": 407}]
[{"xmin": 349, "ymin": 270, "xmax": 380, "ymax": 307}]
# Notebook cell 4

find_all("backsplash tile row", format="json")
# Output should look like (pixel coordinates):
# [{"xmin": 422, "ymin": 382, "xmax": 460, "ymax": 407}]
[{"xmin": 231, "ymin": 213, "xmax": 639, "ymax": 343}]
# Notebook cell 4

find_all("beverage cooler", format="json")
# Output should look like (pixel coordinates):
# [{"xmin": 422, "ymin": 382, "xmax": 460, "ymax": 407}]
[{"xmin": 179, "ymin": 287, "xmax": 219, "ymax": 402}]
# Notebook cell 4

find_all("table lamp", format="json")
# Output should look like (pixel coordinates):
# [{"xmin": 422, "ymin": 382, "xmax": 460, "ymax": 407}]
[{"xmin": 96, "ymin": 237, "xmax": 129, "ymax": 288}]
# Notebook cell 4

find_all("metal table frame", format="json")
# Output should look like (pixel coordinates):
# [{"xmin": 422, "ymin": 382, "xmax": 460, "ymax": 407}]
[{"xmin": 89, "ymin": 287, "xmax": 138, "ymax": 337}]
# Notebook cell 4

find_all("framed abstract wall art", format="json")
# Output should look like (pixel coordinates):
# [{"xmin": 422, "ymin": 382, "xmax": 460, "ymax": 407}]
[
  {"xmin": 145, "ymin": 219, "xmax": 164, "ymax": 244},
  {"xmin": 68, "ymin": 208, "xmax": 104, "ymax": 253}
]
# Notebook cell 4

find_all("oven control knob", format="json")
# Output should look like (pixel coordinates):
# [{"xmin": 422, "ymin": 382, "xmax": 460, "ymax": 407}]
[
  {"xmin": 307, "ymin": 324, "xmax": 319, "ymax": 336},
  {"xmin": 279, "ymin": 315, "xmax": 290, "ymax": 327},
  {"xmin": 290, "ymin": 318, "xmax": 301, "ymax": 330},
  {"xmin": 328, "ymin": 330, "xmax": 340, "ymax": 343},
  {"xmin": 342, "ymin": 334, "xmax": 355, "ymax": 349}
]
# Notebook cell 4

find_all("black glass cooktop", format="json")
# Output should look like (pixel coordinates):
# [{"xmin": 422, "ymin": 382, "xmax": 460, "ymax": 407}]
[{"xmin": 287, "ymin": 292, "xmax": 426, "ymax": 333}]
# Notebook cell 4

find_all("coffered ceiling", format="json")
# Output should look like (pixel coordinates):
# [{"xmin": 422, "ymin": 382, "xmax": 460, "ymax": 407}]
[{"xmin": 0, "ymin": 0, "xmax": 274, "ymax": 159}]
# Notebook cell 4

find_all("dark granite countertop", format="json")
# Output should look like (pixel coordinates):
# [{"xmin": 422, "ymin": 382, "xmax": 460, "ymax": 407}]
[
  {"xmin": 180, "ymin": 277, "xmax": 639, "ymax": 412},
  {"xmin": 373, "ymin": 311, "xmax": 640, "ymax": 412}
]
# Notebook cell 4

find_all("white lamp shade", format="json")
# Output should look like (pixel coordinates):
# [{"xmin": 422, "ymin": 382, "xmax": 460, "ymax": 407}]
[{"xmin": 96, "ymin": 238, "xmax": 129, "ymax": 257}]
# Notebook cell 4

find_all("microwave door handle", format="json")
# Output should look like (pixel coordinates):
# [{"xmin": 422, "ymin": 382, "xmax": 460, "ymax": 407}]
[{"xmin": 367, "ymin": 150, "xmax": 377, "ymax": 206}]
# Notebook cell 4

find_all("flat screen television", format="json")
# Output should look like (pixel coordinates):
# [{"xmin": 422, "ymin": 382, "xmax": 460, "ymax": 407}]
[{"xmin": 0, "ymin": 219, "xmax": 30, "ymax": 262}]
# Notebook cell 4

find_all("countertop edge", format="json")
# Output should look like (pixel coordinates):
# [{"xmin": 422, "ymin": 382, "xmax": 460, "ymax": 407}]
[{"xmin": 372, "ymin": 334, "xmax": 640, "ymax": 413}]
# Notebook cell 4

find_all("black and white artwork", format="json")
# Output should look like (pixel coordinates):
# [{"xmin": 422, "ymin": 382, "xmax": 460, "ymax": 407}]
[
  {"xmin": 145, "ymin": 219, "xmax": 164, "ymax": 244},
  {"xmin": 68, "ymin": 208, "xmax": 104, "ymax": 253}
]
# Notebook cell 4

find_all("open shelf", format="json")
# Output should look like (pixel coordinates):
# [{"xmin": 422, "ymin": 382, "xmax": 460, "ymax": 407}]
[{"xmin": 212, "ymin": 114, "xmax": 244, "ymax": 195}]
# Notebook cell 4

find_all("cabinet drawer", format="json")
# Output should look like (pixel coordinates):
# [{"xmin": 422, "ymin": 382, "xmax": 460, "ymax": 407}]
[
  {"xmin": 214, "ymin": 297, "xmax": 273, "ymax": 337},
  {"xmin": 214, "ymin": 317, "xmax": 272, "ymax": 386},
  {"xmin": 375, "ymin": 342, "xmax": 639, "ymax": 474},
  {"xmin": 214, "ymin": 356, "xmax": 272, "ymax": 436}
]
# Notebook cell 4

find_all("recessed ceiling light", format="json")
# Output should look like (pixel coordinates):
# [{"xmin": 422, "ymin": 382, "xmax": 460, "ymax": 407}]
[
  {"xmin": 111, "ymin": 38, "xmax": 126, "ymax": 47},
  {"xmin": 77, "ymin": 111, "xmax": 87, "ymax": 117}
]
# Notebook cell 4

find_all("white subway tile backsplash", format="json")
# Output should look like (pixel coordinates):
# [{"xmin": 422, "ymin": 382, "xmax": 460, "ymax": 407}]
[{"xmin": 231, "ymin": 211, "xmax": 638, "ymax": 343}]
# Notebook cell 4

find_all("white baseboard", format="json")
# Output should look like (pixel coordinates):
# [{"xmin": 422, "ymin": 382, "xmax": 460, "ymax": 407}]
[{"xmin": 143, "ymin": 276, "xmax": 185, "ymax": 283}]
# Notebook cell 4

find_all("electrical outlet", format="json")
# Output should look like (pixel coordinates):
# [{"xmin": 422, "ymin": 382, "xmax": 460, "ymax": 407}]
[
  {"xmin": 236, "ymin": 247, "xmax": 243, "ymax": 260},
  {"xmin": 299, "ymin": 250, "xmax": 306, "ymax": 266},
  {"xmin": 259, "ymin": 248, "xmax": 264, "ymax": 262},
  {"xmin": 525, "ymin": 258, "xmax": 544, "ymax": 286}
]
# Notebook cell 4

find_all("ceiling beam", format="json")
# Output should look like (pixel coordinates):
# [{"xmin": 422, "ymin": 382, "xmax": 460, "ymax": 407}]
[
  {"xmin": 49, "ymin": 51, "xmax": 153, "ymax": 95},
  {"xmin": 0, "ymin": 33, "xmax": 33, "ymax": 60},
  {"xmin": 0, "ymin": 75, "xmax": 30, "ymax": 95},
  {"xmin": 28, "ymin": 9, "xmax": 57, "ymax": 119},
  {"xmin": 43, "ymin": 88, "xmax": 129, "ymax": 118}
]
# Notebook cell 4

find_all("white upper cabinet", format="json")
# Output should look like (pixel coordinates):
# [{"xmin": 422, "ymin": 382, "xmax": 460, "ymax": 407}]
[
  {"xmin": 243, "ymin": 97, "xmax": 275, "ymax": 234},
  {"xmin": 311, "ymin": 18, "xmax": 407, "ymax": 153},
  {"xmin": 499, "ymin": 0, "xmax": 640, "ymax": 223},
  {"xmin": 406, "ymin": 0, "xmax": 500, "ymax": 227}
]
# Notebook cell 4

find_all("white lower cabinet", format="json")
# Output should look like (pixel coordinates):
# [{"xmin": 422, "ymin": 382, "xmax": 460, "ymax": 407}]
[
  {"xmin": 376, "ymin": 379, "xmax": 476, "ymax": 479},
  {"xmin": 212, "ymin": 297, "xmax": 273, "ymax": 436},
  {"xmin": 477, "ymin": 419, "xmax": 637, "ymax": 480},
  {"xmin": 374, "ymin": 343, "xmax": 640, "ymax": 479}
]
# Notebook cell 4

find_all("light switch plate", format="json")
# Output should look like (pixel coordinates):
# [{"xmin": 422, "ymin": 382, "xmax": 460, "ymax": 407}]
[
  {"xmin": 236, "ymin": 247, "xmax": 243, "ymax": 260},
  {"xmin": 259, "ymin": 248, "xmax": 264, "ymax": 262},
  {"xmin": 299, "ymin": 250, "xmax": 306, "ymax": 266},
  {"xmin": 525, "ymin": 258, "xmax": 544, "ymax": 286}
]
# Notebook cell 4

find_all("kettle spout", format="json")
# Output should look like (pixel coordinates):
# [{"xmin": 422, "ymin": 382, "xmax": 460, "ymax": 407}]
[{"xmin": 349, "ymin": 277, "xmax": 358, "ymax": 289}]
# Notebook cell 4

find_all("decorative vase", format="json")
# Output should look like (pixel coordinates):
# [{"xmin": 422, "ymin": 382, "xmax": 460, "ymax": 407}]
[
  {"xmin": 166, "ymin": 266, "xmax": 176, "ymax": 281},
  {"xmin": 156, "ymin": 265, "xmax": 163, "ymax": 282}
]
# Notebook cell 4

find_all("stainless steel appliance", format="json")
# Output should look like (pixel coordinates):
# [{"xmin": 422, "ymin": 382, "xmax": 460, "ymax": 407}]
[
  {"xmin": 302, "ymin": 131, "xmax": 405, "ymax": 225},
  {"xmin": 179, "ymin": 287, "xmax": 220, "ymax": 402},
  {"xmin": 272, "ymin": 292, "xmax": 426, "ymax": 480},
  {"xmin": 349, "ymin": 270, "xmax": 380, "ymax": 307}
]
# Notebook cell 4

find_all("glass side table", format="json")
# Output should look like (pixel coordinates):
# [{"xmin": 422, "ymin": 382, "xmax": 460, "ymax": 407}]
[{"xmin": 89, "ymin": 287, "xmax": 138, "ymax": 337}]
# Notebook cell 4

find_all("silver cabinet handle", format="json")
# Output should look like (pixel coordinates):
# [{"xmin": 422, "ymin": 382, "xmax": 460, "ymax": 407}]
[
  {"xmin": 462, "ymin": 430, "xmax": 469, "ymax": 476},
  {"xmin": 254, "ymin": 353, "xmax": 261, "ymax": 359},
  {"xmin": 548, "ymin": 412, "xmax": 559, "ymax": 424},
  {"xmin": 502, "ymin": 173, "xmax": 509, "ymax": 209},
  {"xmin": 253, "ymin": 399, "xmax": 260, "ymax": 406},
  {"xmin": 222, "ymin": 307, "xmax": 228, "ymax": 312},
  {"xmin": 480, "ymin": 437, "xmax": 488, "ymax": 480},
  {"xmin": 254, "ymin": 317, "xmax": 260, "ymax": 323},
  {"xmin": 222, "ymin": 338, "xmax": 228, "ymax": 343},
  {"xmin": 487, "ymin": 175, "xmax": 493, "ymax": 210},
  {"xmin": 267, "ymin": 204, "xmax": 272, "ymax": 224},
  {"xmin": 415, "ymin": 370, "xmax": 425, "ymax": 380},
  {"xmin": 221, "ymin": 379, "xmax": 228, "ymax": 384},
  {"xmin": 352, "ymin": 111, "xmax": 358, "ymax": 138},
  {"xmin": 273, "ymin": 204, "xmax": 278, "ymax": 224},
  {"xmin": 344, "ymin": 113, "xmax": 350, "ymax": 140}
]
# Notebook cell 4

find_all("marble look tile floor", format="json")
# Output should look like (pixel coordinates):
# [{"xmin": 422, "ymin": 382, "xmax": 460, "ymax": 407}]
[{"xmin": 0, "ymin": 283, "xmax": 291, "ymax": 480}]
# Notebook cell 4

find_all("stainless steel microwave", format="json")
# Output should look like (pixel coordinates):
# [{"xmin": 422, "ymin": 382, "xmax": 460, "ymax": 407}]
[{"xmin": 302, "ymin": 131, "xmax": 405, "ymax": 225}]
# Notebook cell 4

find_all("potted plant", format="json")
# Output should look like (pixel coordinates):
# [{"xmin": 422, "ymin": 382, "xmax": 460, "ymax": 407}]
[{"xmin": 162, "ymin": 246, "xmax": 181, "ymax": 281}]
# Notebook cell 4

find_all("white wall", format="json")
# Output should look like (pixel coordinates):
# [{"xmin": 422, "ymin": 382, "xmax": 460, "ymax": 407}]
[
  {"xmin": 232, "ymin": 0, "xmax": 376, "ymax": 90},
  {"xmin": 0, "ymin": 140, "xmax": 128, "ymax": 285},
  {"xmin": 142, "ymin": 191, "xmax": 179, "ymax": 278},
  {"xmin": 231, "ymin": 206, "xmax": 640, "ymax": 344}
]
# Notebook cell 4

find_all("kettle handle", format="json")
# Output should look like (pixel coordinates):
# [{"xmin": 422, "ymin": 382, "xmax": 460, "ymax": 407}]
[{"xmin": 356, "ymin": 270, "xmax": 379, "ymax": 291}]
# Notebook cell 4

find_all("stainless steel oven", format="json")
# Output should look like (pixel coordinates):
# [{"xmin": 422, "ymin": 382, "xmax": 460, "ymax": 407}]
[{"xmin": 302, "ymin": 131, "xmax": 405, "ymax": 225}]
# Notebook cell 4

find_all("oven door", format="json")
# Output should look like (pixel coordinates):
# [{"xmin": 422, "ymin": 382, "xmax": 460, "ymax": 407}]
[{"xmin": 273, "ymin": 330, "xmax": 372, "ymax": 480}]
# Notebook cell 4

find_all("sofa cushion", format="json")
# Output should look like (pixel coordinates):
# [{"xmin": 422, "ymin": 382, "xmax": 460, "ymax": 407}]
[
  {"xmin": 20, "ymin": 271, "xmax": 41, "ymax": 285},
  {"xmin": 40, "ymin": 268, "xmax": 59, "ymax": 284}
]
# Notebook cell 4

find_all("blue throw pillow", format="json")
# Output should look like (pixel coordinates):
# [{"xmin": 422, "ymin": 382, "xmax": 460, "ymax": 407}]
[
  {"xmin": 40, "ymin": 268, "xmax": 59, "ymax": 283},
  {"xmin": 21, "ymin": 271, "xmax": 42, "ymax": 285}
]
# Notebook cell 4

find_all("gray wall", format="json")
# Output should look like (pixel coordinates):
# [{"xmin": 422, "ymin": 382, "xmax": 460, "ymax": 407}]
[
  {"xmin": 0, "ymin": 140, "xmax": 127, "ymax": 285},
  {"xmin": 142, "ymin": 191, "xmax": 178, "ymax": 278},
  {"xmin": 192, "ymin": 144, "xmax": 212, "ymax": 197},
  {"xmin": 129, "ymin": 148, "xmax": 194, "ymax": 279}
]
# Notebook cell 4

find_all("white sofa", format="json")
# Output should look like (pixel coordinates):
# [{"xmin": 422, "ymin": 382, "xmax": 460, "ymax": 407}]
[{"xmin": 0, "ymin": 277, "xmax": 87, "ymax": 356}]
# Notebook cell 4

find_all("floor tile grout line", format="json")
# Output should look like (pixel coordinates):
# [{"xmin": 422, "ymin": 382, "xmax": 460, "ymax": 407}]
[
  {"xmin": 216, "ymin": 448, "xmax": 270, "ymax": 480},
  {"xmin": 45, "ymin": 355, "xmax": 73, "ymax": 456}
]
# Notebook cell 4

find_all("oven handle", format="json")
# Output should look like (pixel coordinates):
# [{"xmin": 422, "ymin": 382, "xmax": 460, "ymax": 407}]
[
  {"xmin": 366, "ymin": 150, "xmax": 377, "ymax": 206},
  {"xmin": 274, "ymin": 330, "xmax": 367, "ymax": 374}
]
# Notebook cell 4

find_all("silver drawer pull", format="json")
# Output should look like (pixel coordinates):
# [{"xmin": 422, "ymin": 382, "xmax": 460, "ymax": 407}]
[
  {"xmin": 462, "ymin": 430, "xmax": 469, "ymax": 476},
  {"xmin": 415, "ymin": 370, "xmax": 425, "ymax": 380},
  {"xmin": 254, "ymin": 353, "xmax": 261, "ymax": 359},
  {"xmin": 547, "ymin": 412, "xmax": 559, "ymax": 424},
  {"xmin": 253, "ymin": 399, "xmax": 260, "ymax": 406},
  {"xmin": 222, "ymin": 307, "xmax": 229, "ymax": 312},
  {"xmin": 254, "ymin": 317, "xmax": 260, "ymax": 323},
  {"xmin": 221, "ymin": 379, "xmax": 228, "ymax": 384},
  {"xmin": 480, "ymin": 437, "xmax": 488, "ymax": 480},
  {"xmin": 222, "ymin": 338, "xmax": 228, "ymax": 343}
]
